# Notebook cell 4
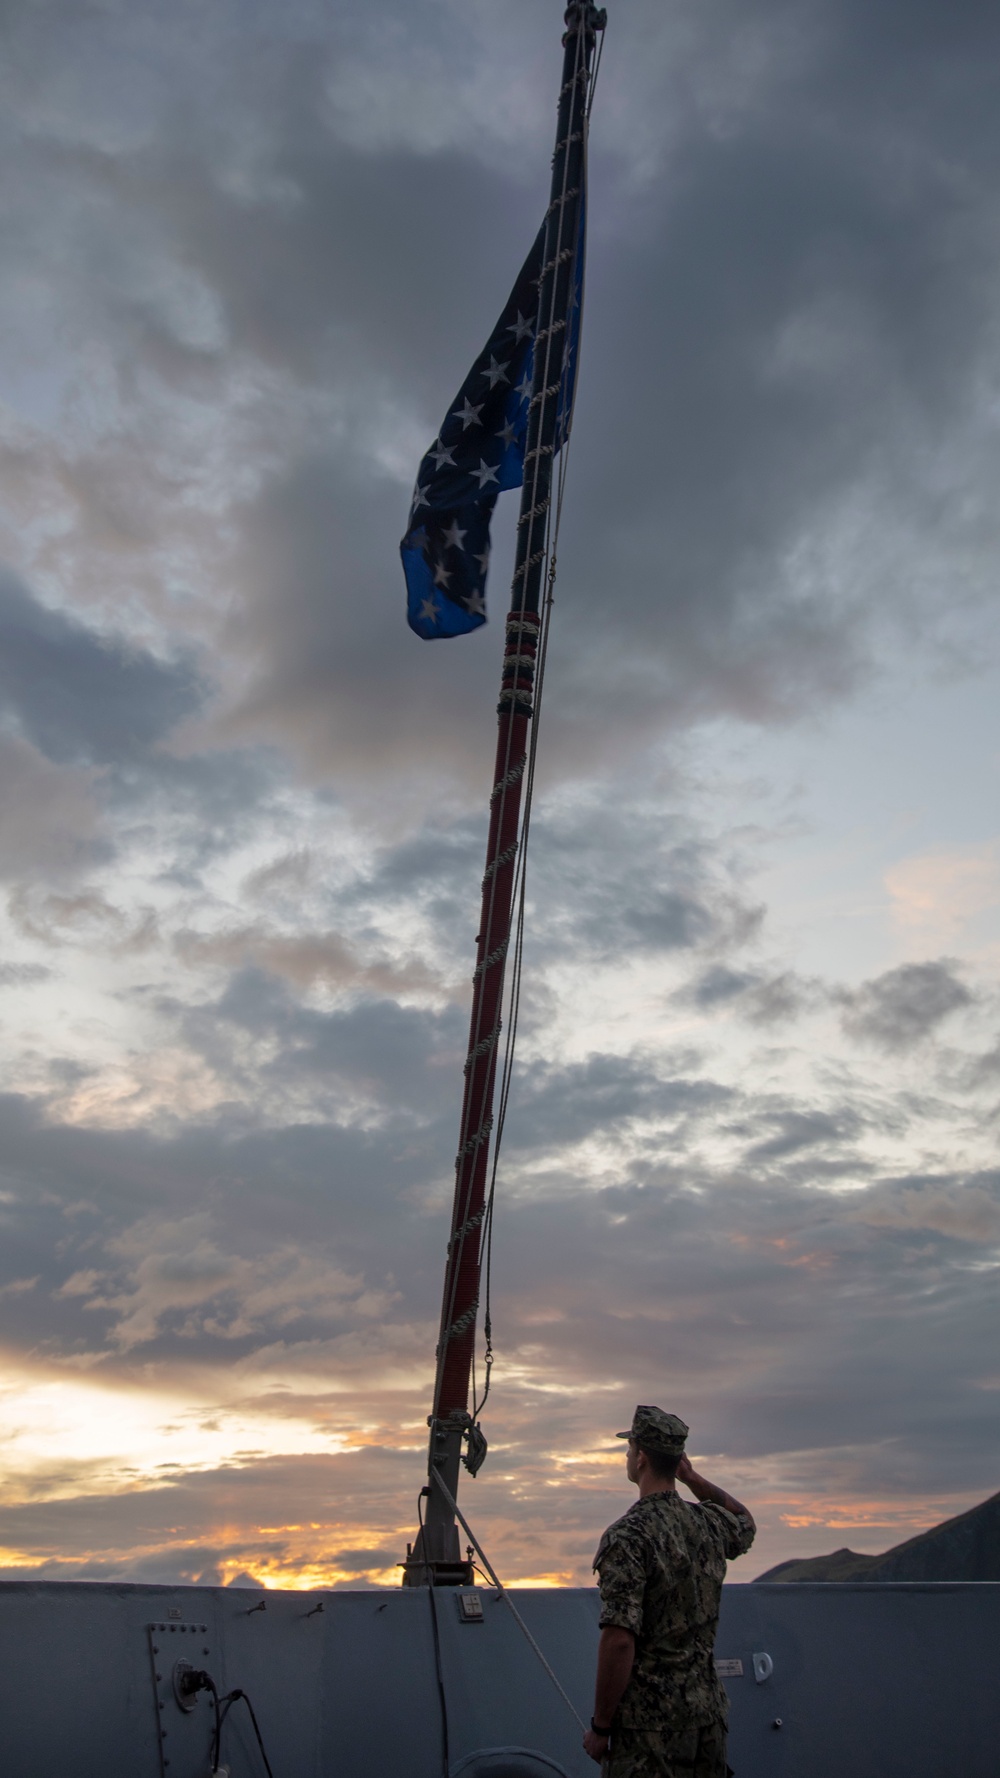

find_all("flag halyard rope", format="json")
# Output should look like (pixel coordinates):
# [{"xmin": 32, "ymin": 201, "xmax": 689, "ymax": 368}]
[{"xmin": 432, "ymin": 1, "xmax": 605, "ymax": 1445}]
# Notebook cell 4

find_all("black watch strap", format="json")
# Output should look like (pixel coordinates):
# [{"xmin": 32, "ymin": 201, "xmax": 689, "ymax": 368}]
[{"xmin": 591, "ymin": 1718, "xmax": 612, "ymax": 1737}]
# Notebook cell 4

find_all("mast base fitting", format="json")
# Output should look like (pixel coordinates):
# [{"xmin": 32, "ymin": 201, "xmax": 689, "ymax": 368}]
[{"xmin": 400, "ymin": 1552, "xmax": 475, "ymax": 1588}]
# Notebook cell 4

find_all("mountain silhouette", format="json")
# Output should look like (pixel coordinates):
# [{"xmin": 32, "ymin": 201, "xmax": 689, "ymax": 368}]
[{"xmin": 755, "ymin": 1490, "xmax": 1000, "ymax": 1582}]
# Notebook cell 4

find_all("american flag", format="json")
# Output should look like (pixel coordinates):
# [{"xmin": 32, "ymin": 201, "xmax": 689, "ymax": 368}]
[{"xmin": 401, "ymin": 218, "xmax": 581, "ymax": 639}]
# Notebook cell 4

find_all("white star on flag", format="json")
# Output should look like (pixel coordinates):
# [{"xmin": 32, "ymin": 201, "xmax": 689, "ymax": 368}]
[
  {"xmin": 508, "ymin": 311, "xmax": 533, "ymax": 343},
  {"xmin": 441, "ymin": 519, "xmax": 467, "ymax": 552},
  {"xmin": 475, "ymin": 549, "xmax": 490, "ymax": 575},
  {"xmin": 515, "ymin": 370, "xmax": 532, "ymax": 402},
  {"xmin": 496, "ymin": 419, "xmax": 517, "ymax": 448},
  {"xmin": 474, "ymin": 459, "xmax": 499, "ymax": 489},
  {"xmin": 466, "ymin": 588, "xmax": 486, "ymax": 617},
  {"xmin": 432, "ymin": 560, "xmax": 452, "ymax": 588},
  {"xmin": 454, "ymin": 397, "xmax": 484, "ymax": 430},
  {"xmin": 411, "ymin": 482, "xmax": 430, "ymax": 512},
  {"xmin": 482, "ymin": 355, "xmax": 510, "ymax": 389},
  {"xmin": 427, "ymin": 439, "xmax": 455, "ymax": 470},
  {"xmin": 419, "ymin": 594, "xmax": 439, "ymax": 622}
]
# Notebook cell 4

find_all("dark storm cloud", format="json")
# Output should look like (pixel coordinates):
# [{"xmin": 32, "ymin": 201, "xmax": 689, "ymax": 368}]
[{"xmin": 839, "ymin": 960, "xmax": 974, "ymax": 1053}]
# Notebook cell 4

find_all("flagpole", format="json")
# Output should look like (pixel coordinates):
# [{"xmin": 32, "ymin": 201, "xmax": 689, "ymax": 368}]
[{"xmin": 404, "ymin": 0, "xmax": 606, "ymax": 1587}]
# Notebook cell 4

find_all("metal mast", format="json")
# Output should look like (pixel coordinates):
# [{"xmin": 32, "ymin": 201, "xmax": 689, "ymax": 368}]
[{"xmin": 404, "ymin": 0, "xmax": 606, "ymax": 1587}]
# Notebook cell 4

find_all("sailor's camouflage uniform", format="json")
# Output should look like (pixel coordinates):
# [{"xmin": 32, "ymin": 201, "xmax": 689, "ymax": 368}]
[{"xmin": 594, "ymin": 1492, "xmax": 755, "ymax": 1778}]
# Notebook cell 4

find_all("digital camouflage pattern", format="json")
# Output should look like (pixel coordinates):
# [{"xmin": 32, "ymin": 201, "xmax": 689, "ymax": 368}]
[
  {"xmin": 593, "ymin": 1491, "xmax": 755, "ymax": 1774},
  {"xmin": 603, "ymin": 1719, "xmax": 729, "ymax": 1778},
  {"xmin": 616, "ymin": 1406, "xmax": 690, "ymax": 1458}
]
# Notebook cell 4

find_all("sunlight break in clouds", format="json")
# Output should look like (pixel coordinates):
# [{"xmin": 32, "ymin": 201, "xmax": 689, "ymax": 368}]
[{"xmin": 0, "ymin": 1369, "xmax": 357, "ymax": 1499}]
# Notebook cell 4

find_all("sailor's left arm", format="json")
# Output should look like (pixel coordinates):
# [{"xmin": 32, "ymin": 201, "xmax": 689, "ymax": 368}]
[
  {"xmin": 587, "ymin": 1523, "xmax": 644, "ymax": 1763},
  {"xmin": 584, "ymin": 1626, "xmax": 635, "ymax": 1763}
]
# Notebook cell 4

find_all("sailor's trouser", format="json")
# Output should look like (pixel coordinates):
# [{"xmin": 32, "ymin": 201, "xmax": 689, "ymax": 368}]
[{"xmin": 607, "ymin": 1720, "xmax": 730, "ymax": 1778}]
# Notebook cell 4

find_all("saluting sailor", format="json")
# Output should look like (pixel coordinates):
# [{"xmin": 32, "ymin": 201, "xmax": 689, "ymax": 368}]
[{"xmin": 583, "ymin": 1407, "xmax": 756, "ymax": 1778}]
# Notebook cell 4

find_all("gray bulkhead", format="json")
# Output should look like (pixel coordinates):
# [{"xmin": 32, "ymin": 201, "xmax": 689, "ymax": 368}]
[{"xmin": 0, "ymin": 1579, "xmax": 996, "ymax": 1776}]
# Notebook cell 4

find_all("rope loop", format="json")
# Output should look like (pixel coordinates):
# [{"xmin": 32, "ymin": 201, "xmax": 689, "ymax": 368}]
[
  {"xmin": 512, "ymin": 548, "xmax": 548, "ymax": 584},
  {"xmin": 528, "ymin": 380, "xmax": 564, "ymax": 411},
  {"xmin": 481, "ymin": 841, "xmax": 518, "ymax": 888},
  {"xmin": 545, "ymin": 185, "xmax": 580, "ymax": 216},
  {"xmin": 474, "ymin": 940, "xmax": 509, "ymax": 980},
  {"xmin": 435, "ymin": 1295, "xmax": 480, "ymax": 1356},
  {"xmin": 447, "ymin": 1205, "xmax": 486, "ymax": 1254},
  {"xmin": 464, "ymin": 1021, "xmax": 501, "ymax": 1073},
  {"xmin": 490, "ymin": 757, "xmax": 526, "ymax": 804},
  {"xmin": 454, "ymin": 1111, "xmax": 494, "ymax": 1168}
]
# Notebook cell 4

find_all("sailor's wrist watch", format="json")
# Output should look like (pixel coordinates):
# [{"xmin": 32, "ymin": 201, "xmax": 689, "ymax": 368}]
[{"xmin": 590, "ymin": 1718, "xmax": 612, "ymax": 1737}]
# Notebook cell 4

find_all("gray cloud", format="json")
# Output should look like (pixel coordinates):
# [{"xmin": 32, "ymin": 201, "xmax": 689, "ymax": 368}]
[
  {"xmin": 173, "ymin": 924, "xmax": 444, "ymax": 999},
  {"xmin": 676, "ymin": 965, "xmax": 823, "ymax": 1025},
  {"xmin": 839, "ymin": 960, "xmax": 974, "ymax": 1052},
  {"xmin": 0, "ymin": 568, "xmax": 203, "ymax": 767},
  {"xmin": 744, "ymin": 1105, "xmax": 867, "ymax": 1162},
  {"xmin": 3, "ymin": 0, "xmax": 998, "ymax": 795},
  {"xmin": 507, "ymin": 1051, "xmax": 730, "ymax": 1156},
  {"xmin": 0, "ymin": 961, "xmax": 51, "ymax": 987},
  {"xmin": 0, "ymin": 0, "xmax": 999, "ymax": 1589},
  {"xmin": 0, "ymin": 1005, "xmax": 997, "ymax": 1583},
  {"xmin": 0, "ymin": 732, "xmax": 102, "ymax": 879}
]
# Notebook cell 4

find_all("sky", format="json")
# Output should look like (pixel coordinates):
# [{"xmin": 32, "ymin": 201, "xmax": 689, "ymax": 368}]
[{"xmin": 0, "ymin": 0, "xmax": 998, "ymax": 1592}]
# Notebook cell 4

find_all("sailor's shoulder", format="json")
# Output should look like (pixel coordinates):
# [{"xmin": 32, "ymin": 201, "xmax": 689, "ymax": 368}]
[{"xmin": 593, "ymin": 1501, "xmax": 646, "ymax": 1570}]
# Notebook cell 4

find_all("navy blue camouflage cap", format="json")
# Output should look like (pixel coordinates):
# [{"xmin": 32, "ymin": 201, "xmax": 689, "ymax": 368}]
[{"xmin": 617, "ymin": 1405, "xmax": 689, "ymax": 1456}]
